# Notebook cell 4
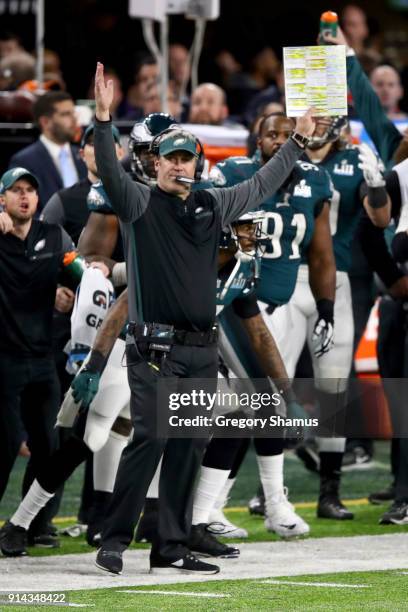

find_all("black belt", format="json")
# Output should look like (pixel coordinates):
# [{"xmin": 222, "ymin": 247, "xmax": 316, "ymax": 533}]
[{"xmin": 127, "ymin": 322, "xmax": 218, "ymax": 347}]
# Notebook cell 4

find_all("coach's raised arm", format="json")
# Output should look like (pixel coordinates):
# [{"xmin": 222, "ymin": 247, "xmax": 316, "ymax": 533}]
[{"xmin": 93, "ymin": 62, "xmax": 315, "ymax": 225}]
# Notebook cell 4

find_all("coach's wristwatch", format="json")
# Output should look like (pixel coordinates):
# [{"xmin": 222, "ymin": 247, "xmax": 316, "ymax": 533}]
[{"xmin": 290, "ymin": 132, "xmax": 310, "ymax": 149}]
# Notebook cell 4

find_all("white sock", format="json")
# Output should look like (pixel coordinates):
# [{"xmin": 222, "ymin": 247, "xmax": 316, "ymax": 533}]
[
  {"xmin": 11, "ymin": 479, "xmax": 54, "ymax": 530},
  {"xmin": 93, "ymin": 431, "xmax": 128, "ymax": 493},
  {"xmin": 317, "ymin": 436, "xmax": 346, "ymax": 453},
  {"xmin": 256, "ymin": 453, "xmax": 284, "ymax": 503},
  {"xmin": 214, "ymin": 476, "xmax": 236, "ymax": 510},
  {"xmin": 146, "ymin": 459, "xmax": 162, "ymax": 499},
  {"xmin": 192, "ymin": 466, "xmax": 231, "ymax": 525}
]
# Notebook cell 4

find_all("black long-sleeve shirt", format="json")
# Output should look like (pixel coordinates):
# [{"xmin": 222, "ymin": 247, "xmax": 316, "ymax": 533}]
[
  {"xmin": 94, "ymin": 119, "xmax": 304, "ymax": 331},
  {"xmin": 0, "ymin": 220, "xmax": 73, "ymax": 355}
]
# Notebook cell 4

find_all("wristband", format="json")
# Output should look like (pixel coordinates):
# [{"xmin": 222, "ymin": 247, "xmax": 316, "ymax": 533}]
[
  {"xmin": 367, "ymin": 186, "xmax": 388, "ymax": 209},
  {"xmin": 86, "ymin": 349, "xmax": 107, "ymax": 373},
  {"xmin": 290, "ymin": 132, "xmax": 310, "ymax": 149},
  {"xmin": 316, "ymin": 298, "xmax": 334, "ymax": 324}
]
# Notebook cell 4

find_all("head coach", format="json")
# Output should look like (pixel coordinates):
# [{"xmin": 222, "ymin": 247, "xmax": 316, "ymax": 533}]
[{"xmin": 92, "ymin": 62, "xmax": 315, "ymax": 576}]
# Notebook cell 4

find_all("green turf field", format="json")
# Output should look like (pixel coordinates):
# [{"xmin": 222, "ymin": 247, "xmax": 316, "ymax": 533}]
[
  {"xmin": 0, "ymin": 441, "xmax": 393, "ymax": 519},
  {"xmin": 1, "ymin": 441, "xmax": 406, "ymax": 611},
  {"xmin": 0, "ymin": 440, "xmax": 403, "ymax": 558},
  {"xmin": 2, "ymin": 570, "xmax": 408, "ymax": 611}
]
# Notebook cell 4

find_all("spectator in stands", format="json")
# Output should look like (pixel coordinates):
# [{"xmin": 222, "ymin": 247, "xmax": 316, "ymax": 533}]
[
  {"xmin": 142, "ymin": 79, "xmax": 181, "ymax": 120},
  {"xmin": 0, "ymin": 31, "xmax": 23, "ymax": 59},
  {"xmin": 123, "ymin": 53, "xmax": 159, "ymax": 119},
  {"xmin": 8, "ymin": 91, "xmax": 87, "ymax": 209},
  {"xmin": 0, "ymin": 51, "xmax": 35, "ymax": 90},
  {"xmin": 242, "ymin": 65, "xmax": 285, "ymax": 127},
  {"xmin": 370, "ymin": 65, "xmax": 408, "ymax": 120},
  {"xmin": 341, "ymin": 4, "xmax": 370, "ymax": 55},
  {"xmin": 214, "ymin": 50, "xmax": 242, "ymax": 91},
  {"xmin": 169, "ymin": 43, "xmax": 190, "ymax": 99},
  {"xmin": 245, "ymin": 46, "xmax": 281, "ymax": 91},
  {"xmin": 188, "ymin": 82, "xmax": 242, "ymax": 127}
]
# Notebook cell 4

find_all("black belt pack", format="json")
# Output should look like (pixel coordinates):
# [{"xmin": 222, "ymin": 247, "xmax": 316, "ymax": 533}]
[{"xmin": 128, "ymin": 321, "xmax": 218, "ymax": 348}]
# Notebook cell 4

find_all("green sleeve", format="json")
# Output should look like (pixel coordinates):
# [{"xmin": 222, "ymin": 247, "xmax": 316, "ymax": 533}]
[{"xmin": 347, "ymin": 55, "xmax": 401, "ymax": 167}]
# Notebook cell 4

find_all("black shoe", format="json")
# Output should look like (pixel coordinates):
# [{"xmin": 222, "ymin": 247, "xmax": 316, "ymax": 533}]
[
  {"xmin": 189, "ymin": 524, "xmax": 240, "ymax": 559},
  {"xmin": 95, "ymin": 548, "xmax": 123, "ymax": 575},
  {"xmin": 135, "ymin": 499, "xmax": 158, "ymax": 543},
  {"xmin": 86, "ymin": 491, "xmax": 112, "ymax": 547},
  {"xmin": 379, "ymin": 500, "xmax": 408, "ymax": 525},
  {"xmin": 27, "ymin": 521, "xmax": 60, "ymax": 548},
  {"xmin": 248, "ymin": 484, "xmax": 265, "ymax": 517},
  {"xmin": 295, "ymin": 440, "xmax": 320, "ymax": 473},
  {"xmin": 368, "ymin": 484, "xmax": 396, "ymax": 505},
  {"xmin": 342, "ymin": 446, "xmax": 373, "ymax": 471},
  {"xmin": 0, "ymin": 521, "xmax": 28, "ymax": 557},
  {"xmin": 317, "ymin": 496, "xmax": 354, "ymax": 520},
  {"xmin": 150, "ymin": 550, "xmax": 220, "ymax": 575}
]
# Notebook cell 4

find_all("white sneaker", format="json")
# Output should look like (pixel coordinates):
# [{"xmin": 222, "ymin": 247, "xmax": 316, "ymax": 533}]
[
  {"xmin": 264, "ymin": 489, "xmax": 310, "ymax": 538},
  {"xmin": 207, "ymin": 509, "xmax": 248, "ymax": 539}
]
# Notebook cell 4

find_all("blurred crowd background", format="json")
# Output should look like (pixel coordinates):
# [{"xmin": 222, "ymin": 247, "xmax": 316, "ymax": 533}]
[{"xmin": 1, "ymin": 0, "xmax": 408, "ymax": 130}]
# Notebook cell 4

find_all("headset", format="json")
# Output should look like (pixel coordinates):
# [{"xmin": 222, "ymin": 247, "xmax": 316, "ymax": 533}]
[{"xmin": 149, "ymin": 127, "xmax": 205, "ymax": 182}]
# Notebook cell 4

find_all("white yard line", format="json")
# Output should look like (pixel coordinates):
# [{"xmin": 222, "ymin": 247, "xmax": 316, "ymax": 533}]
[
  {"xmin": 117, "ymin": 590, "xmax": 230, "ymax": 597},
  {"xmin": 1, "ymin": 533, "xmax": 407, "ymax": 592},
  {"xmin": 260, "ymin": 579, "xmax": 369, "ymax": 588}
]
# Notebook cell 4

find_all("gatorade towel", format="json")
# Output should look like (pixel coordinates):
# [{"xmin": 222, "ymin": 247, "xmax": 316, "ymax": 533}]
[{"xmin": 70, "ymin": 267, "xmax": 115, "ymax": 351}]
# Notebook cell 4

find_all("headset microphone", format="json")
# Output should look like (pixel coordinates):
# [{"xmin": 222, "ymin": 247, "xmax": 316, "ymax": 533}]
[{"xmin": 175, "ymin": 176, "xmax": 196, "ymax": 184}]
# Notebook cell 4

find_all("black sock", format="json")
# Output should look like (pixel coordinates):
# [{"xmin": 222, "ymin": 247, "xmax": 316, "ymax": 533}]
[{"xmin": 319, "ymin": 451, "xmax": 343, "ymax": 479}]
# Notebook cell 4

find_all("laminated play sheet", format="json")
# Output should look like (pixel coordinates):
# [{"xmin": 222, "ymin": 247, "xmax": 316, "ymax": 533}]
[{"xmin": 283, "ymin": 45, "xmax": 347, "ymax": 117}]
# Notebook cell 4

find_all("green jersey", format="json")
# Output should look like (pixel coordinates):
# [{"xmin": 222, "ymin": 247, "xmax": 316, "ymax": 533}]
[
  {"xmin": 315, "ymin": 145, "xmax": 365, "ymax": 272},
  {"xmin": 212, "ymin": 156, "xmax": 332, "ymax": 305},
  {"xmin": 347, "ymin": 55, "xmax": 401, "ymax": 168}
]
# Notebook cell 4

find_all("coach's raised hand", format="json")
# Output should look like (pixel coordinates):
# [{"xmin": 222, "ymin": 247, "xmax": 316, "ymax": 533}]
[
  {"xmin": 94, "ymin": 62, "xmax": 114, "ymax": 122},
  {"xmin": 295, "ymin": 107, "xmax": 316, "ymax": 138}
]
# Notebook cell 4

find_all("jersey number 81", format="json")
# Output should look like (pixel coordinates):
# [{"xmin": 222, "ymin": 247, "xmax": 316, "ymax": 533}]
[{"xmin": 261, "ymin": 212, "xmax": 306, "ymax": 260}]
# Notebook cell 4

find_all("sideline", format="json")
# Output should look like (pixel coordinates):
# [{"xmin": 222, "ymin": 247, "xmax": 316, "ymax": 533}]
[{"xmin": 1, "ymin": 533, "xmax": 407, "ymax": 591}]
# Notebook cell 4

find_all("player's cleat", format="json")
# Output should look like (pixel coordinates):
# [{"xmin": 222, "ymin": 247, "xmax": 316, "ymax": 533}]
[
  {"xmin": 368, "ymin": 484, "xmax": 395, "ymax": 505},
  {"xmin": 317, "ymin": 476, "xmax": 354, "ymax": 520},
  {"xmin": 342, "ymin": 446, "xmax": 373, "ymax": 471},
  {"xmin": 248, "ymin": 484, "xmax": 265, "ymax": 517},
  {"xmin": 264, "ymin": 489, "xmax": 310, "ymax": 538},
  {"xmin": 379, "ymin": 500, "xmax": 408, "ymax": 525},
  {"xmin": 317, "ymin": 495, "xmax": 354, "ymax": 520},
  {"xmin": 207, "ymin": 509, "xmax": 248, "ymax": 538},
  {"xmin": 189, "ymin": 524, "xmax": 240, "ymax": 558},
  {"xmin": 134, "ymin": 498, "xmax": 158, "ymax": 543},
  {"xmin": 150, "ymin": 551, "xmax": 220, "ymax": 575},
  {"xmin": 95, "ymin": 548, "xmax": 123, "ymax": 575},
  {"xmin": 295, "ymin": 439, "xmax": 320, "ymax": 473},
  {"xmin": 0, "ymin": 521, "xmax": 28, "ymax": 557}
]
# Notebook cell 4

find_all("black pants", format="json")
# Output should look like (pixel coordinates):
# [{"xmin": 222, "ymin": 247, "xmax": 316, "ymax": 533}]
[
  {"xmin": 0, "ymin": 354, "xmax": 61, "ymax": 527},
  {"xmin": 101, "ymin": 342, "xmax": 217, "ymax": 561},
  {"xmin": 377, "ymin": 297, "xmax": 408, "ymax": 500}
]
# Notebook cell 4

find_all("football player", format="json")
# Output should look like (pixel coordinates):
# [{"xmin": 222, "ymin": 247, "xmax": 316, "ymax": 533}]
[{"xmin": 259, "ymin": 115, "xmax": 389, "ymax": 519}]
